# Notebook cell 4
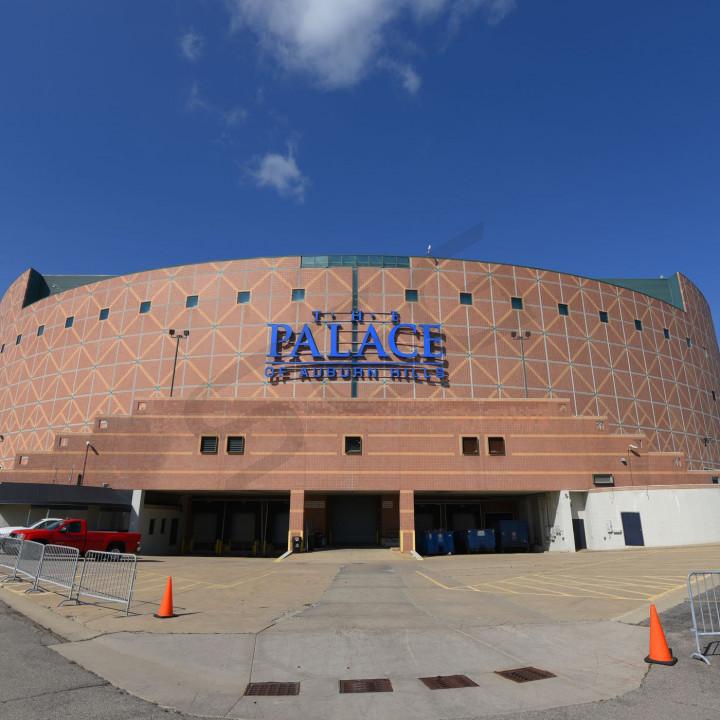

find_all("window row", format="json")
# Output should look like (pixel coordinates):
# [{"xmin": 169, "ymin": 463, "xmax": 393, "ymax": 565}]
[
  {"xmin": 0, "ymin": 291, "xmax": 700, "ymax": 351},
  {"xmin": 197, "ymin": 434, "xmax": 506, "ymax": 456}
]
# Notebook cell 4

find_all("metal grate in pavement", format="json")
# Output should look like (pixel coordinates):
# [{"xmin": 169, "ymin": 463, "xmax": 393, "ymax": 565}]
[
  {"xmin": 419, "ymin": 675, "xmax": 478, "ymax": 690},
  {"xmin": 339, "ymin": 678, "xmax": 393, "ymax": 693},
  {"xmin": 495, "ymin": 667, "xmax": 556, "ymax": 683},
  {"xmin": 244, "ymin": 682, "xmax": 300, "ymax": 696}
]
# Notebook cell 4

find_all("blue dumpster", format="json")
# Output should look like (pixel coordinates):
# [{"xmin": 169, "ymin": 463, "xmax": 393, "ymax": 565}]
[
  {"xmin": 493, "ymin": 520, "xmax": 530, "ymax": 552},
  {"xmin": 438, "ymin": 530, "xmax": 454, "ymax": 555},
  {"xmin": 416, "ymin": 530, "xmax": 454, "ymax": 555},
  {"xmin": 455, "ymin": 529, "xmax": 496, "ymax": 553}
]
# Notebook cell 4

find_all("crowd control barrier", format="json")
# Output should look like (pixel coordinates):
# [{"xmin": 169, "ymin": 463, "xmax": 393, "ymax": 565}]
[
  {"xmin": 30, "ymin": 544, "xmax": 80, "ymax": 599},
  {"xmin": 0, "ymin": 538, "xmax": 23, "ymax": 579},
  {"xmin": 13, "ymin": 540, "xmax": 45, "ymax": 584},
  {"xmin": 687, "ymin": 570, "xmax": 720, "ymax": 665},
  {"xmin": 72, "ymin": 550, "xmax": 138, "ymax": 615}
]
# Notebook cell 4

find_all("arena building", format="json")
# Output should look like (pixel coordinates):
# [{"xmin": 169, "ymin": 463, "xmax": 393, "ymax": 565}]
[{"xmin": 0, "ymin": 255, "xmax": 718, "ymax": 555}]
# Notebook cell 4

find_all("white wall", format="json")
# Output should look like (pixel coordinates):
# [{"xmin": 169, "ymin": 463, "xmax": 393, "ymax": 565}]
[
  {"xmin": 581, "ymin": 486, "xmax": 720, "ymax": 550},
  {"xmin": 139, "ymin": 504, "xmax": 184, "ymax": 555},
  {"xmin": 535, "ymin": 492, "xmax": 576, "ymax": 552},
  {"xmin": 0, "ymin": 505, "xmax": 31, "ymax": 528}
]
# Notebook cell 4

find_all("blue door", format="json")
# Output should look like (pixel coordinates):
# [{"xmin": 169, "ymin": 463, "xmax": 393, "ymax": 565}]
[{"xmin": 621, "ymin": 512, "xmax": 645, "ymax": 546}]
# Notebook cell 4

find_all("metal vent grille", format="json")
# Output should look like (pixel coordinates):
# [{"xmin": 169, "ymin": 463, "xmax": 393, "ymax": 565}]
[
  {"xmin": 226, "ymin": 436, "xmax": 245, "ymax": 455},
  {"xmin": 495, "ymin": 667, "xmax": 556, "ymax": 683},
  {"xmin": 244, "ymin": 682, "xmax": 300, "ymax": 696},
  {"xmin": 339, "ymin": 679, "xmax": 393, "ymax": 694},
  {"xmin": 200, "ymin": 436, "xmax": 218, "ymax": 454},
  {"xmin": 419, "ymin": 675, "xmax": 478, "ymax": 690}
]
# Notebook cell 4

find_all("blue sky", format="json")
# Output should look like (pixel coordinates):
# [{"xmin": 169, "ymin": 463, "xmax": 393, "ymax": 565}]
[{"xmin": 1, "ymin": 1, "xmax": 719, "ymax": 323}]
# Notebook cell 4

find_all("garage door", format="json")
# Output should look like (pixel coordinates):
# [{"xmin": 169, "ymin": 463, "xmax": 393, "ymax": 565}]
[{"xmin": 330, "ymin": 495, "xmax": 379, "ymax": 546}]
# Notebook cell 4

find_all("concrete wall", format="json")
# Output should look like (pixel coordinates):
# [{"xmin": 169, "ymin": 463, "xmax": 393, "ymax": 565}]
[
  {"xmin": 578, "ymin": 486, "xmax": 720, "ymax": 549},
  {"xmin": 139, "ymin": 504, "xmax": 184, "ymax": 555}
]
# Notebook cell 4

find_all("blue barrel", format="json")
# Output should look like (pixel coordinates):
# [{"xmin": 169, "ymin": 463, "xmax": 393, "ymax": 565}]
[{"xmin": 494, "ymin": 520, "xmax": 529, "ymax": 552}]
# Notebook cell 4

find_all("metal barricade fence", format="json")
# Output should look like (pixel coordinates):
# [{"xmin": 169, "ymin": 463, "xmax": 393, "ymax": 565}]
[
  {"xmin": 13, "ymin": 540, "xmax": 45, "ymax": 583},
  {"xmin": 0, "ymin": 538, "xmax": 23, "ymax": 579},
  {"xmin": 687, "ymin": 570, "xmax": 720, "ymax": 665},
  {"xmin": 30, "ymin": 544, "xmax": 80, "ymax": 598},
  {"xmin": 72, "ymin": 550, "xmax": 137, "ymax": 615}
]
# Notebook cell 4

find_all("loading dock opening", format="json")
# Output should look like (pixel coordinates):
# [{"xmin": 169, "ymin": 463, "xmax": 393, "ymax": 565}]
[{"xmin": 303, "ymin": 493, "xmax": 399, "ymax": 549}]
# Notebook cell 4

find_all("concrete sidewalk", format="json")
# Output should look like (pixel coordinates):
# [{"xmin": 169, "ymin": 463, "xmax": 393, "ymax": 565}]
[{"xmin": 19, "ymin": 559, "xmax": 650, "ymax": 719}]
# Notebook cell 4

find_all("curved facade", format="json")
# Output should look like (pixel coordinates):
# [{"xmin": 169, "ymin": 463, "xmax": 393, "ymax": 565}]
[{"xmin": 1, "ymin": 255, "xmax": 719, "ymax": 472}]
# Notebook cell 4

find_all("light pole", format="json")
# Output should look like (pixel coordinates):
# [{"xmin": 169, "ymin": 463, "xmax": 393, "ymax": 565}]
[
  {"xmin": 702, "ymin": 436, "xmax": 713, "ymax": 470},
  {"xmin": 510, "ymin": 330, "xmax": 531, "ymax": 398},
  {"xmin": 168, "ymin": 329, "xmax": 190, "ymax": 398},
  {"xmin": 621, "ymin": 443, "xmax": 641, "ymax": 486},
  {"xmin": 78, "ymin": 441, "xmax": 99, "ymax": 486}
]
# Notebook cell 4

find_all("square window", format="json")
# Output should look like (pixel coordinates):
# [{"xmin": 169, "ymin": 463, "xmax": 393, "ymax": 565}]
[
  {"xmin": 686, "ymin": 337, "xmax": 692, "ymax": 348},
  {"xmin": 99, "ymin": 308, "xmax": 110, "ymax": 321},
  {"xmin": 237, "ymin": 291, "xmax": 250, "ymax": 304},
  {"xmin": 511, "ymin": 297, "xmax": 523, "ymax": 310},
  {"xmin": 200, "ymin": 436, "xmax": 218, "ymax": 454},
  {"xmin": 634, "ymin": 319, "xmax": 643, "ymax": 331},
  {"xmin": 558, "ymin": 303, "xmax": 569, "ymax": 316},
  {"xmin": 405, "ymin": 289, "xmax": 418, "ymax": 302},
  {"xmin": 344, "ymin": 436, "xmax": 362, "ymax": 455},
  {"xmin": 462, "ymin": 436, "xmax": 480, "ymax": 455},
  {"xmin": 488, "ymin": 436, "xmax": 506, "ymax": 456},
  {"xmin": 663, "ymin": 328, "xmax": 670, "ymax": 339},
  {"xmin": 65, "ymin": 316, "xmax": 74, "ymax": 329},
  {"xmin": 291, "ymin": 288, "xmax": 305, "ymax": 302},
  {"xmin": 15, "ymin": 334, "xmax": 21, "ymax": 345},
  {"xmin": 37, "ymin": 325, "xmax": 45, "ymax": 337},
  {"xmin": 186, "ymin": 295, "xmax": 199, "ymax": 309},
  {"xmin": 226, "ymin": 436, "xmax": 246, "ymax": 455},
  {"xmin": 459, "ymin": 292, "xmax": 473, "ymax": 306},
  {"xmin": 599, "ymin": 310, "xmax": 608, "ymax": 323},
  {"xmin": 712, "ymin": 476, "xmax": 719, "ymax": 485},
  {"xmin": 593, "ymin": 473, "xmax": 615, "ymax": 487},
  {"xmin": 139, "ymin": 300, "xmax": 152, "ymax": 314}
]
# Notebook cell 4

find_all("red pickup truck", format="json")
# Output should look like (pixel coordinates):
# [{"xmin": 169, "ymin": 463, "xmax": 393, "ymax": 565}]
[{"xmin": 10, "ymin": 519, "xmax": 141, "ymax": 555}]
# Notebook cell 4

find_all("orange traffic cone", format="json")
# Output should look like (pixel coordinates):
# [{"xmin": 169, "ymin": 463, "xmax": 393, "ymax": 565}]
[
  {"xmin": 645, "ymin": 604, "xmax": 677, "ymax": 665},
  {"xmin": 153, "ymin": 576, "xmax": 176, "ymax": 619}
]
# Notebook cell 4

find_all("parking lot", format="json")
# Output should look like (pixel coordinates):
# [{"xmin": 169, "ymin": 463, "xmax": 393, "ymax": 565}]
[{"xmin": 1, "ymin": 543, "xmax": 717, "ymax": 633}]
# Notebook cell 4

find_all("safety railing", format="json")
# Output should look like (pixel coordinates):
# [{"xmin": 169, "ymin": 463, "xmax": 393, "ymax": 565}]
[
  {"xmin": 72, "ymin": 550, "xmax": 138, "ymax": 615},
  {"xmin": 14, "ymin": 540, "xmax": 45, "ymax": 584},
  {"xmin": 687, "ymin": 570, "xmax": 720, "ymax": 665},
  {"xmin": 0, "ymin": 538, "xmax": 23, "ymax": 579},
  {"xmin": 30, "ymin": 544, "xmax": 80, "ymax": 599}
]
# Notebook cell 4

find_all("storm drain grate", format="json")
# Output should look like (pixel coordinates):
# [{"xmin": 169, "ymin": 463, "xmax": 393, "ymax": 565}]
[
  {"xmin": 419, "ymin": 675, "xmax": 478, "ymax": 690},
  {"xmin": 244, "ymin": 682, "xmax": 300, "ymax": 696},
  {"xmin": 495, "ymin": 667, "xmax": 556, "ymax": 683},
  {"xmin": 339, "ymin": 678, "xmax": 394, "ymax": 694}
]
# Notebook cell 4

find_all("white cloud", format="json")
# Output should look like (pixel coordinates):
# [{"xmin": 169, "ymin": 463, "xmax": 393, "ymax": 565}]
[
  {"xmin": 226, "ymin": 0, "xmax": 516, "ymax": 90},
  {"xmin": 185, "ymin": 82, "xmax": 208, "ymax": 111},
  {"xmin": 180, "ymin": 29, "xmax": 205, "ymax": 61},
  {"xmin": 250, "ymin": 146, "xmax": 309, "ymax": 201},
  {"xmin": 223, "ymin": 106, "xmax": 249, "ymax": 126},
  {"xmin": 379, "ymin": 58, "xmax": 422, "ymax": 95}
]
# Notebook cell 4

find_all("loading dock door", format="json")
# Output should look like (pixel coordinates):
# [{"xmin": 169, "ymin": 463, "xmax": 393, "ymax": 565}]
[
  {"xmin": 330, "ymin": 495, "xmax": 379, "ymax": 546},
  {"xmin": 621, "ymin": 512, "xmax": 645, "ymax": 546}
]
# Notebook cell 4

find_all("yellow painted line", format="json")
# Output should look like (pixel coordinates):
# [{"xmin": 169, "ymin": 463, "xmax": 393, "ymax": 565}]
[
  {"xmin": 529, "ymin": 577, "xmax": 636, "ymax": 600},
  {"xmin": 204, "ymin": 570, "xmax": 276, "ymax": 590},
  {"xmin": 415, "ymin": 571, "xmax": 467, "ymax": 591},
  {"xmin": 648, "ymin": 582, "xmax": 688, "ymax": 602}
]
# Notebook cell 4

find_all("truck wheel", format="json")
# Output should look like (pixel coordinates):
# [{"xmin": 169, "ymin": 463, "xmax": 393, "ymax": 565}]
[{"xmin": 107, "ymin": 543, "xmax": 124, "ymax": 555}]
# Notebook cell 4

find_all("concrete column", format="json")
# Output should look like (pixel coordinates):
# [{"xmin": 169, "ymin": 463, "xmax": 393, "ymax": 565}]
[
  {"xmin": 129, "ymin": 489, "xmax": 145, "ymax": 534},
  {"xmin": 288, "ymin": 489, "xmax": 305, "ymax": 552},
  {"xmin": 546, "ymin": 490, "xmax": 575, "ymax": 552},
  {"xmin": 399, "ymin": 490, "xmax": 415, "ymax": 553}
]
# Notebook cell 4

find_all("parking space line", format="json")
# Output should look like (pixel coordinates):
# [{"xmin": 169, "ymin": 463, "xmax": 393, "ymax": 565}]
[
  {"xmin": 204, "ymin": 570, "xmax": 276, "ymax": 589},
  {"xmin": 415, "ymin": 571, "xmax": 468, "ymax": 591}
]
